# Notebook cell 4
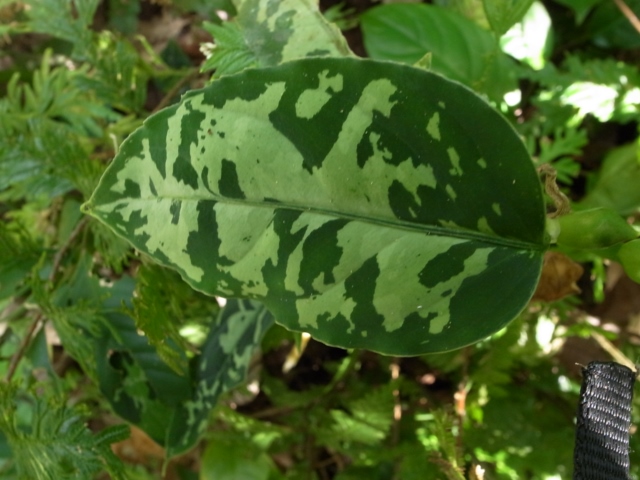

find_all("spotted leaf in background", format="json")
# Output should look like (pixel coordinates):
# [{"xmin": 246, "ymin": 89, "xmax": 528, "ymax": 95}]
[
  {"xmin": 202, "ymin": 0, "xmax": 353, "ymax": 77},
  {"xmin": 83, "ymin": 57, "xmax": 546, "ymax": 355},
  {"xmin": 166, "ymin": 299, "xmax": 274, "ymax": 457}
]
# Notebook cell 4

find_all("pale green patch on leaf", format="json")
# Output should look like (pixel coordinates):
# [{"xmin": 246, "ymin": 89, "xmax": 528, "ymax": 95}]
[
  {"xmin": 84, "ymin": 57, "xmax": 546, "ymax": 355},
  {"xmin": 426, "ymin": 112, "xmax": 441, "ymax": 141}
]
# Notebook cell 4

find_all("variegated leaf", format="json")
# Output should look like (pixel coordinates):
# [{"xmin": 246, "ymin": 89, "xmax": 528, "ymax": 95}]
[
  {"xmin": 202, "ymin": 0, "xmax": 353, "ymax": 76},
  {"xmin": 166, "ymin": 299, "xmax": 274, "ymax": 457},
  {"xmin": 83, "ymin": 57, "xmax": 546, "ymax": 355},
  {"xmin": 234, "ymin": 0, "xmax": 352, "ymax": 62}
]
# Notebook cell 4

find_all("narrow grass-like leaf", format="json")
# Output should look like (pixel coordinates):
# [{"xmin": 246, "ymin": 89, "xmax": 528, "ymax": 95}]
[{"xmin": 84, "ymin": 57, "xmax": 546, "ymax": 355}]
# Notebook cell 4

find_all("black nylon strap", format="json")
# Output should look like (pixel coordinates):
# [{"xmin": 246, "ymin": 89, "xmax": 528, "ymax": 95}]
[{"xmin": 573, "ymin": 361, "xmax": 636, "ymax": 480}]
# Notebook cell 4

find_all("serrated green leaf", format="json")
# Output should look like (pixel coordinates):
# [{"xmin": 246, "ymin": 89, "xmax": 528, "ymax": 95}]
[
  {"xmin": 0, "ymin": 385, "xmax": 127, "ymax": 480},
  {"xmin": 126, "ymin": 264, "xmax": 193, "ymax": 375},
  {"xmin": 84, "ymin": 57, "xmax": 546, "ymax": 356},
  {"xmin": 201, "ymin": 21, "xmax": 259, "ymax": 77},
  {"xmin": 25, "ymin": 0, "xmax": 99, "ymax": 59},
  {"xmin": 166, "ymin": 299, "xmax": 274, "ymax": 457},
  {"xmin": 360, "ymin": 4, "xmax": 517, "ymax": 102}
]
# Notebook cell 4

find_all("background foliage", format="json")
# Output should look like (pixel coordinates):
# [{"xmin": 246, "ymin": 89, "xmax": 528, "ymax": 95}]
[{"xmin": 0, "ymin": 0, "xmax": 640, "ymax": 479}]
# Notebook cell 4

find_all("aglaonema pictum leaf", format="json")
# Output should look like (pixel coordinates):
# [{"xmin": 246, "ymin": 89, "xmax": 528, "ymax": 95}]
[
  {"xmin": 166, "ymin": 299, "xmax": 274, "ymax": 457},
  {"xmin": 202, "ymin": 0, "xmax": 353, "ymax": 77},
  {"xmin": 83, "ymin": 57, "xmax": 546, "ymax": 355}
]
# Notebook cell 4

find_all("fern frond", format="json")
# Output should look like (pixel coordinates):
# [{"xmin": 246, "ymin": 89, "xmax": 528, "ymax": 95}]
[
  {"xmin": 125, "ymin": 263, "xmax": 192, "ymax": 375},
  {"xmin": 0, "ymin": 50, "xmax": 116, "ymax": 138},
  {"xmin": 200, "ymin": 21, "xmax": 258, "ymax": 78},
  {"xmin": 0, "ymin": 221, "xmax": 40, "ymax": 300},
  {"xmin": 0, "ymin": 384, "xmax": 128, "ymax": 480},
  {"xmin": 25, "ymin": 0, "xmax": 99, "ymax": 59},
  {"xmin": 429, "ymin": 410, "xmax": 466, "ymax": 480},
  {"xmin": 75, "ymin": 31, "xmax": 150, "ymax": 114},
  {"xmin": 28, "ymin": 258, "xmax": 112, "ymax": 380}
]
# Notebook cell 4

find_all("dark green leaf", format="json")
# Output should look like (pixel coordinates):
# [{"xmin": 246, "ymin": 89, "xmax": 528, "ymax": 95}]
[
  {"xmin": 360, "ymin": 4, "xmax": 517, "ymax": 101},
  {"xmin": 579, "ymin": 143, "xmax": 640, "ymax": 215},
  {"xmin": 25, "ymin": 0, "xmax": 99, "ymax": 59},
  {"xmin": 483, "ymin": 0, "xmax": 535, "ymax": 36},
  {"xmin": 583, "ymin": 0, "xmax": 640, "ymax": 49}
]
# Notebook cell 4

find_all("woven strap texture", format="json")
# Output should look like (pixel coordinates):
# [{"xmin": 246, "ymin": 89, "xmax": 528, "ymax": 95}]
[{"xmin": 573, "ymin": 361, "xmax": 636, "ymax": 480}]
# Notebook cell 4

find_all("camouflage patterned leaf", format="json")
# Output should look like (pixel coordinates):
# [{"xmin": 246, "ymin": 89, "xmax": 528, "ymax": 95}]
[
  {"xmin": 83, "ymin": 57, "xmax": 546, "ymax": 355},
  {"xmin": 233, "ymin": 0, "xmax": 353, "ymax": 63},
  {"xmin": 96, "ymin": 295, "xmax": 272, "ymax": 455},
  {"xmin": 166, "ymin": 299, "xmax": 274, "ymax": 457}
]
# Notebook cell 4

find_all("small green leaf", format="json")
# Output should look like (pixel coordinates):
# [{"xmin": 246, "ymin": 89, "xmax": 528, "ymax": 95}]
[
  {"xmin": 201, "ymin": 21, "xmax": 259, "ymax": 77},
  {"xmin": 0, "ymin": 222, "xmax": 40, "ymax": 301},
  {"xmin": 556, "ymin": 207, "xmax": 637, "ymax": 250},
  {"xmin": 84, "ymin": 57, "xmax": 546, "ymax": 356},
  {"xmin": 360, "ymin": 4, "xmax": 516, "ymax": 101},
  {"xmin": 579, "ymin": 142, "xmax": 640, "ymax": 216},
  {"xmin": 320, "ymin": 385, "xmax": 394, "ymax": 446},
  {"xmin": 201, "ymin": 434, "xmax": 275, "ymax": 480},
  {"xmin": 126, "ymin": 264, "xmax": 193, "ymax": 375},
  {"xmin": 619, "ymin": 239, "xmax": 640, "ymax": 283},
  {"xmin": 483, "ymin": 0, "xmax": 535, "ymax": 36}
]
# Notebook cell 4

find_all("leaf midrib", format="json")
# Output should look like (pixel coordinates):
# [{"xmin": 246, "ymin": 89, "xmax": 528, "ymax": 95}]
[{"xmin": 94, "ymin": 193, "xmax": 546, "ymax": 251}]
